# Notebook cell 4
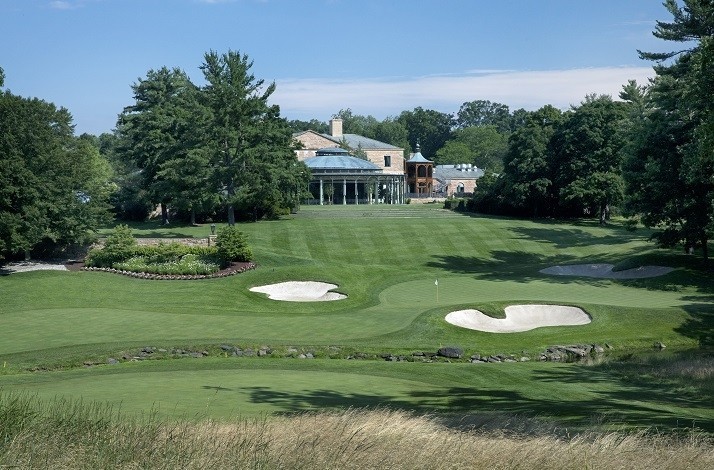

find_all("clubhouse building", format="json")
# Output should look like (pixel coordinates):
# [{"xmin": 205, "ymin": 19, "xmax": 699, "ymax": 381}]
[{"xmin": 294, "ymin": 118, "xmax": 484, "ymax": 204}]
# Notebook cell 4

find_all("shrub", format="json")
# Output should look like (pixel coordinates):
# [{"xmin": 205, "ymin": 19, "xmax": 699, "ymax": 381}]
[
  {"xmin": 85, "ymin": 225, "xmax": 137, "ymax": 267},
  {"xmin": 216, "ymin": 226, "xmax": 252, "ymax": 263}
]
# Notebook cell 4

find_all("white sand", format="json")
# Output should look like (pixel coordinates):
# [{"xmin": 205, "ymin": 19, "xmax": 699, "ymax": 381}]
[
  {"xmin": 0, "ymin": 261, "xmax": 68, "ymax": 274},
  {"xmin": 249, "ymin": 281, "xmax": 347, "ymax": 302},
  {"xmin": 445, "ymin": 304, "xmax": 591, "ymax": 333},
  {"xmin": 539, "ymin": 263, "xmax": 673, "ymax": 279}
]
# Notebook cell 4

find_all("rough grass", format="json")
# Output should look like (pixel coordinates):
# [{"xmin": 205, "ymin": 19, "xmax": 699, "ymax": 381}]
[{"xmin": 1, "ymin": 392, "xmax": 712, "ymax": 470}]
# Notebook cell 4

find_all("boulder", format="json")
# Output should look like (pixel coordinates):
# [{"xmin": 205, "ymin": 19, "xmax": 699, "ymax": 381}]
[{"xmin": 437, "ymin": 347, "xmax": 464, "ymax": 359}]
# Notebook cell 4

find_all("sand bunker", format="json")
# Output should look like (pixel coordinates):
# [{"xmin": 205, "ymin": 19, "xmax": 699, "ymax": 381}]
[
  {"xmin": 445, "ymin": 304, "xmax": 591, "ymax": 333},
  {"xmin": 249, "ymin": 281, "xmax": 347, "ymax": 302},
  {"xmin": 540, "ymin": 263, "xmax": 673, "ymax": 279}
]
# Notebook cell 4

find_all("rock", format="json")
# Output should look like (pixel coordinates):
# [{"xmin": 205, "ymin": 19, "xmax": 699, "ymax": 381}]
[
  {"xmin": 520, "ymin": 357, "xmax": 530, "ymax": 362},
  {"xmin": 298, "ymin": 353, "xmax": 307, "ymax": 359},
  {"xmin": 593, "ymin": 345, "xmax": 605, "ymax": 354},
  {"xmin": 190, "ymin": 352, "xmax": 204, "ymax": 358},
  {"xmin": 220, "ymin": 344, "xmax": 234, "ymax": 351},
  {"xmin": 232, "ymin": 349, "xmax": 243, "ymax": 357},
  {"xmin": 305, "ymin": 352, "xmax": 314, "ymax": 359},
  {"xmin": 654, "ymin": 341, "xmax": 666, "ymax": 349},
  {"xmin": 487, "ymin": 356, "xmax": 501, "ymax": 363},
  {"xmin": 563, "ymin": 346, "xmax": 587, "ymax": 358},
  {"xmin": 107, "ymin": 358, "xmax": 119, "ymax": 365},
  {"xmin": 437, "ymin": 347, "xmax": 464, "ymax": 359},
  {"xmin": 470, "ymin": 354, "xmax": 481, "ymax": 361},
  {"xmin": 258, "ymin": 349, "xmax": 269, "ymax": 357}
]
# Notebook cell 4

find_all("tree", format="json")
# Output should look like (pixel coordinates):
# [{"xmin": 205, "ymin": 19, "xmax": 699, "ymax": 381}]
[
  {"xmin": 456, "ymin": 100, "xmax": 512, "ymax": 133},
  {"xmin": 397, "ymin": 107, "xmax": 454, "ymax": 160},
  {"xmin": 436, "ymin": 125, "xmax": 508, "ymax": 172},
  {"xmin": 552, "ymin": 95, "xmax": 627, "ymax": 223},
  {"xmin": 0, "ymin": 92, "xmax": 113, "ymax": 259},
  {"xmin": 287, "ymin": 118, "xmax": 328, "ymax": 134},
  {"xmin": 372, "ymin": 117, "xmax": 410, "ymax": 151},
  {"xmin": 0, "ymin": 66, "xmax": 4, "ymax": 87},
  {"xmin": 200, "ymin": 50, "xmax": 308, "ymax": 223},
  {"xmin": 118, "ymin": 67, "xmax": 204, "ymax": 225},
  {"xmin": 500, "ymin": 105, "xmax": 563, "ymax": 217},
  {"xmin": 627, "ymin": 0, "xmax": 714, "ymax": 260}
]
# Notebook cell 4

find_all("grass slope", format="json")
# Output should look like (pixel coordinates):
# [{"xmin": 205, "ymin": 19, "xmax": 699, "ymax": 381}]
[{"xmin": 1, "ymin": 205, "xmax": 712, "ymax": 431}]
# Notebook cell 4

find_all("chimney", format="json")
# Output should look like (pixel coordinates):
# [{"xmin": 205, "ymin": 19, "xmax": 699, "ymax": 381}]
[{"xmin": 330, "ymin": 118, "xmax": 343, "ymax": 138}]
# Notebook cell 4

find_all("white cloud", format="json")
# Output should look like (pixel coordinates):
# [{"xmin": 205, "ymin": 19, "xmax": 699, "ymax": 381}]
[
  {"xmin": 49, "ymin": 1, "xmax": 75, "ymax": 9},
  {"xmin": 272, "ymin": 66, "xmax": 656, "ymax": 119}
]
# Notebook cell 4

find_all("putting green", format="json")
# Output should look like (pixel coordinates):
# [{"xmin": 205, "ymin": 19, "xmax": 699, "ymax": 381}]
[{"xmin": 0, "ymin": 275, "xmax": 696, "ymax": 356}]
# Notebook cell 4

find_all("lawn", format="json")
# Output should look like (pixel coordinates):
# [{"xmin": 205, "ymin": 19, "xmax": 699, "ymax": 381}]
[{"xmin": 1, "ymin": 204, "xmax": 712, "ymax": 431}]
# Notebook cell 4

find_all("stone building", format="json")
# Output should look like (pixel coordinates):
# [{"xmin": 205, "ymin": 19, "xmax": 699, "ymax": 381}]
[
  {"xmin": 293, "ymin": 118, "xmax": 484, "ymax": 203},
  {"xmin": 293, "ymin": 119, "xmax": 405, "ymax": 175},
  {"xmin": 434, "ymin": 164, "xmax": 485, "ymax": 197}
]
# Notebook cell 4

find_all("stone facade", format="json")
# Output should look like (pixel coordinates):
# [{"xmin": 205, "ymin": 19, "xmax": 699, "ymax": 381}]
[{"xmin": 293, "ymin": 119, "xmax": 405, "ymax": 175}]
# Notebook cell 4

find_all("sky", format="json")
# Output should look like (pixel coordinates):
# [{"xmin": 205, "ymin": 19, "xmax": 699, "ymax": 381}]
[{"xmin": 1, "ymin": 0, "xmax": 675, "ymax": 136}]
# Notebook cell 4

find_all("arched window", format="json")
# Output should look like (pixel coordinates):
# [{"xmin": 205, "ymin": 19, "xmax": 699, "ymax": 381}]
[
  {"xmin": 457, "ymin": 182, "xmax": 465, "ymax": 194},
  {"xmin": 417, "ymin": 165, "xmax": 426, "ymax": 177}
]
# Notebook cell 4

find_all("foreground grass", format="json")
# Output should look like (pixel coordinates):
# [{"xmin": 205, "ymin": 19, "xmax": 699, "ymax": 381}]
[
  {"xmin": 1, "ymin": 393, "xmax": 712, "ymax": 470},
  {"xmin": 1, "ymin": 353, "xmax": 712, "ymax": 433}
]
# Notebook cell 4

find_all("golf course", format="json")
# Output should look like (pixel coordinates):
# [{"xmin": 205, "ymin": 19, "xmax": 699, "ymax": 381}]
[{"xmin": 1, "ymin": 204, "xmax": 713, "ymax": 467}]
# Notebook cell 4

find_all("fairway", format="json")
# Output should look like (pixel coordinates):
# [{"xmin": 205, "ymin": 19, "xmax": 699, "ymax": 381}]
[{"xmin": 1, "ymin": 205, "xmax": 712, "ymax": 431}]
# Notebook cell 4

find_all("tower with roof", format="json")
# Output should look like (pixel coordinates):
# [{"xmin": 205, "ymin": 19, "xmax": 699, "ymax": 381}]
[{"xmin": 405, "ymin": 144, "xmax": 434, "ymax": 197}]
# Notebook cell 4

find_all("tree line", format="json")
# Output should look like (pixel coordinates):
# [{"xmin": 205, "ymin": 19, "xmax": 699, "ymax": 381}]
[{"xmin": 1, "ymin": 0, "xmax": 711, "ymax": 261}]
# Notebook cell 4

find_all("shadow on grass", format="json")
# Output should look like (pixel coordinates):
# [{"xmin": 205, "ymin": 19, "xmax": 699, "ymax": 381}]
[
  {"xmin": 426, "ymin": 251, "xmax": 609, "ymax": 287},
  {"xmin": 239, "ymin": 359, "xmax": 713, "ymax": 433},
  {"xmin": 509, "ymin": 225, "xmax": 645, "ymax": 249},
  {"xmin": 677, "ymin": 304, "xmax": 714, "ymax": 348}
]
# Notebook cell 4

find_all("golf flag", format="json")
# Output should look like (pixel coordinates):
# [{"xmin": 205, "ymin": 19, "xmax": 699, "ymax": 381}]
[{"xmin": 435, "ymin": 279, "xmax": 438, "ymax": 286}]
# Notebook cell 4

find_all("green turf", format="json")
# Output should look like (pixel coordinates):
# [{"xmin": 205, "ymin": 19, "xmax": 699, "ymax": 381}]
[{"xmin": 1, "ymin": 205, "xmax": 712, "ymax": 430}]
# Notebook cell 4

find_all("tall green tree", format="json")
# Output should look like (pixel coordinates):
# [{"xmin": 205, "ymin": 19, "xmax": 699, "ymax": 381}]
[
  {"xmin": 552, "ymin": 95, "xmax": 627, "ymax": 224},
  {"xmin": 397, "ymin": 107, "xmax": 454, "ymax": 160},
  {"xmin": 456, "ymin": 100, "xmax": 512, "ymax": 133},
  {"xmin": 200, "ymin": 50, "xmax": 308, "ymax": 223},
  {"xmin": 627, "ymin": 0, "xmax": 714, "ymax": 260},
  {"xmin": 500, "ymin": 105, "xmax": 563, "ymax": 217},
  {"xmin": 436, "ymin": 125, "xmax": 508, "ymax": 171},
  {"xmin": 0, "ymin": 92, "xmax": 113, "ymax": 259},
  {"xmin": 118, "ymin": 67, "xmax": 204, "ymax": 225}
]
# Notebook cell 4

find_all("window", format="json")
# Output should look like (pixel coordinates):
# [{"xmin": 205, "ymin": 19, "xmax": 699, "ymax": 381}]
[
  {"xmin": 457, "ymin": 182, "xmax": 465, "ymax": 194},
  {"xmin": 384, "ymin": 155, "xmax": 391, "ymax": 167}
]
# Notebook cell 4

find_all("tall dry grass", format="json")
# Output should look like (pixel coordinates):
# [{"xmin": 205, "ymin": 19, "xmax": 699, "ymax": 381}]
[{"xmin": 1, "ymin": 393, "xmax": 712, "ymax": 469}]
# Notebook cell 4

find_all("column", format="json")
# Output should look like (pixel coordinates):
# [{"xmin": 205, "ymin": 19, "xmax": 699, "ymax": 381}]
[
  {"xmin": 374, "ymin": 179, "xmax": 379, "ymax": 204},
  {"xmin": 354, "ymin": 180, "xmax": 359, "ymax": 205},
  {"xmin": 319, "ymin": 179, "xmax": 324, "ymax": 206},
  {"xmin": 342, "ymin": 178, "xmax": 347, "ymax": 205}
]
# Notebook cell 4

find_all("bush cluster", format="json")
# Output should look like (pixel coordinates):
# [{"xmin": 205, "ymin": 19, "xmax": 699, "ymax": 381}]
[
  {"xmin": 444, "ymin": 198, "xmax": 475, "ymax": 212},
  {"xmin": 215, "ymin": 226, "xmax": 253, "ymax": 263},
  {"xmin": 84, "ymin": 225, "xmax": 252, "ymax": 276}
]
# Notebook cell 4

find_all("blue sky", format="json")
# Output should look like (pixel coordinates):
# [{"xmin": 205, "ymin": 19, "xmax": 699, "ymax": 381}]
[{"xmin": 1, "ymin": 0, "xmax": 673, "ymax": 135}]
